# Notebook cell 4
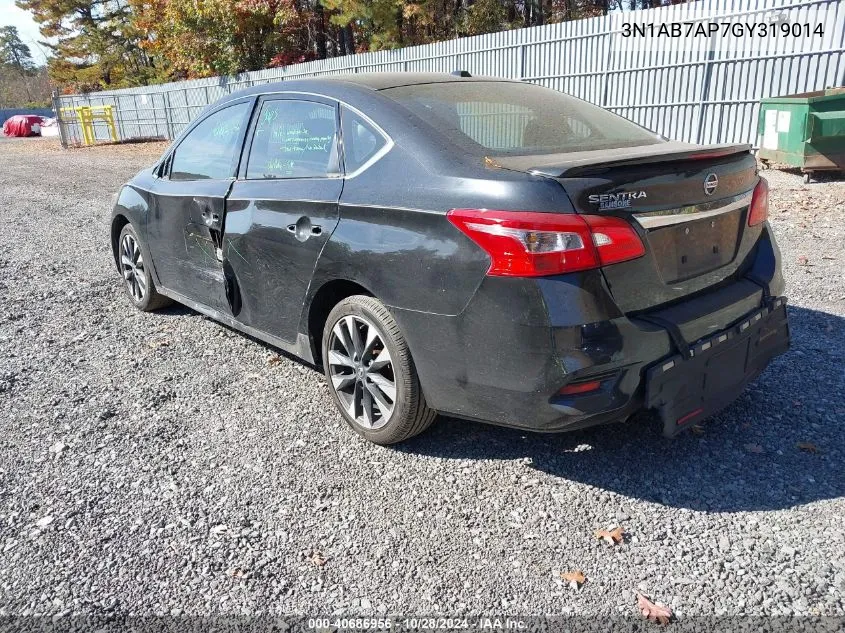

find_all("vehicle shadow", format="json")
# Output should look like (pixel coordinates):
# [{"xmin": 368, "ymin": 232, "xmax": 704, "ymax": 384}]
[
  {"xmin": 155, "ymin": 303, "xmax": 194, "ymax": 317},
  {"xmin": 398, "ymin": 305, "xmax": 845, "ymax": 513}
]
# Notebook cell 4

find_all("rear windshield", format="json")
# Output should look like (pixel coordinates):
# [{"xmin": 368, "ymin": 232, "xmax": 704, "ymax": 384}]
[{"xmin": 383, "ymin": 81, "xmax": 663, "ymax": 155}]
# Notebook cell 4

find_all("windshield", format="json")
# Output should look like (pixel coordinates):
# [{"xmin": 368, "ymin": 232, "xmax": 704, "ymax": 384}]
[{"xmin": 383, "ymin": 81, "xmax": 664, "ymax": 155}]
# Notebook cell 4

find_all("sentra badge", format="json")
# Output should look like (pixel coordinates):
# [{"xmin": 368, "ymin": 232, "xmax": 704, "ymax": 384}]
[{"xmin": 588, "ymin": 190, "xmax": 647, "ymax": 211}]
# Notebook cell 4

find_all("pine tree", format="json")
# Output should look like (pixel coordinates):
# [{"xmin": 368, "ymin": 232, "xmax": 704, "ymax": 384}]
[{"xmin": 16, "ymin": 0, "xmax": 156, "ymax": 91}]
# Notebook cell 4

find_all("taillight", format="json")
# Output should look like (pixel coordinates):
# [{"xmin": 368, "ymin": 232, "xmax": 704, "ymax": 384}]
[
  {"xmin": 446, "ymin": 209, "xmax": 644, "ymax": 277},
  {"xmin": 558, "ymin": 380, "xmax": 602, "ymax": 396},
  {"xmin": 582, "ymin": 215, "xmax": 646, "ymax": 266},
  {"xmin": 748, "ymin": 177, "xmax": 769, "ymax": 226}
]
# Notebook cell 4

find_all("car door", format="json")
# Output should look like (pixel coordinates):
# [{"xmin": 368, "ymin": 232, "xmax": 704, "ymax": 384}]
[
  {"xmin": 223, "ymin": 95, "xmax": 343, "ymax": 343},
  {"xmin": 146, "ymin": 99, "xmax": 253, "ymax": 313}
]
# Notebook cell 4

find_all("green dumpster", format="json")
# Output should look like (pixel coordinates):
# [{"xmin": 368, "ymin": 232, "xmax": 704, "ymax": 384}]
[{"xmin": 757, "ymin": 87, "xmax": 845, "ymax": 183}]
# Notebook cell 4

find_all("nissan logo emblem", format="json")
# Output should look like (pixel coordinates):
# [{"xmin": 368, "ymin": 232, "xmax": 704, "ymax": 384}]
[{"xmin": 704, "ymin": 173, "xmax": 719, "ymax": 196}]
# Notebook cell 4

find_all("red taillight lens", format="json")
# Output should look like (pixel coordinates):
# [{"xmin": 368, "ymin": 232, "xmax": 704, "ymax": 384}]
[
  {"xmin": 748, "ymin": 177, "xmax": 769, "ymax": 226},
  {"xmin": 558, "ymin": 380, "xmax": 602, "ymax": 396},
  {"xmin": 446, "ymin": 209, "xmax": 644, "ymax": 277},
  {"xmin": 582, "ymin": 215, "xmax": 646, "ymax": 266}
]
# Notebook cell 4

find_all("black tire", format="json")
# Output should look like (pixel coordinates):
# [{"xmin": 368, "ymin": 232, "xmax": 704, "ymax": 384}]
[
  {"xmin": 322, "ymin": 295, "xmax": 436, "ymax": 445},
  {"xmin": 117, "ymin": 223, "xmax": 171, "ymax": 312}
]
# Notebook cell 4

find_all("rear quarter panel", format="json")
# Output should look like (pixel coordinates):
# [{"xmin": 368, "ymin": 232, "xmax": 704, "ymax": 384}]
[{"xmin": 309, "ymin": 136, "xmax": 576, "ymax": 316}]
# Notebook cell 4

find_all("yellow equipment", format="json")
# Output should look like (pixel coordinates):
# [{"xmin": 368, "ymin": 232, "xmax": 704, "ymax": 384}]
[{"xmin": 59, "ymin": 105, "xmax": 118, "ymax": 145}]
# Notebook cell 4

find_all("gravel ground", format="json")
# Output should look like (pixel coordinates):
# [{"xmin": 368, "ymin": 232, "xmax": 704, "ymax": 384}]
[{"xmin": 0, "ymin": 137, "xmax": 843, "ymax": 626}]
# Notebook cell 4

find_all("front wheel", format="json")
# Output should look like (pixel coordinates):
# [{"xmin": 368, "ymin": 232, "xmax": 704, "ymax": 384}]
[
  {"xmin": 322, "ymin": 295, "xmax": 436, "ymax": 445},
  {"xmin": 118, "ymin": 223, "xmax": 171, "ymax": 312}
]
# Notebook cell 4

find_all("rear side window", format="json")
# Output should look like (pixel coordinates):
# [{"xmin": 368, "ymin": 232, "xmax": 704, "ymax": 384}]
[
  {"xmin": 383, "ymin": 82, "xmax": 662, "ymax": 155},
  {"xmin": 341, "ymin": 108, "xmax": 387, "ymax": 173},
  {"xmin": 170, "ymin": 102, "xmax": 249, "ymax": 180},
  {"xmin": 247, "ymin": 100, "xmax": 338, "ymax": 179}
]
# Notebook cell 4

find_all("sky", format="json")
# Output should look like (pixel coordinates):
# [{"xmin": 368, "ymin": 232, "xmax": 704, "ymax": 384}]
[{"xmin": 0, "ymin": 0, "xmax": 50, "ymax": 64}]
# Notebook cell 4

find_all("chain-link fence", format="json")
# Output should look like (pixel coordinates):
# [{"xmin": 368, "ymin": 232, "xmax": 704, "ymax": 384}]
[{"xmin": 54, "ymin": 0, "xmax": 845, "ymax": 149}]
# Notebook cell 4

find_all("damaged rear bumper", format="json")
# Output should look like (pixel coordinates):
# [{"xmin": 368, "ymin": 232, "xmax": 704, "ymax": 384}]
[{"xmin": 645, "ymin": 297, "xmax": 790, "ymax": 436}]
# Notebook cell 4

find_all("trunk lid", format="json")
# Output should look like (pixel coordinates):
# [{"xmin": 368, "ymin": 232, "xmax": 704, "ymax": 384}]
[{"xmin": 490, "ymin": 142, "xmax": 761, "ymax": 314}]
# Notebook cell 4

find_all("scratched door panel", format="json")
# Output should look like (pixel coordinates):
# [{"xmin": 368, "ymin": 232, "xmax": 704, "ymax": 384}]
[{"xmin": 224, "ymin": 97, "xmax": 342, "ymax": 342}]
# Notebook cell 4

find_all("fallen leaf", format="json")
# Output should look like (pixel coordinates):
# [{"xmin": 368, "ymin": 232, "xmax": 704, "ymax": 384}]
[
  {"xmin": 148, "ymin": 339, "xmax": 169, "ymax": 349},
  {"xmin": 690, "ymin": 425, "xmax": 705, "ymax": 436},
  {"xmin": 594, "ymin": 526, "xmax": 625, "ymax": 545},
  {"xmin": 560, "ymin": 570, "xmax": 586, "ymax": 589},
  {"xmin": 796, "ymin": 442, "xmax": 818, "ymax": 453},
  {"xmin": 228, "ymin": 567, "xmax": 249, "ymax": 579},
  {"xmin": 797, "ymin": 256, "xmax": 809, "ymax": 266},
  {"xmin": 744, "ymin": 443, "xmax": 764, "ymax": 454},
  {"xmin": 308, "ymin": 550, "xmax": 328, "ymax": 567},
  {"xmin": 637, "ymin": 592, "xmax": 673, "ymax": 625},
  {"xmin": 268, "ymin": 355, "xmax": 282, "ymax": 365}
]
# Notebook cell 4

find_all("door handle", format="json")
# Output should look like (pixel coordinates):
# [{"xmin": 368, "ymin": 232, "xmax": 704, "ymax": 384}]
[
  {"xmin": 287, "ymin": 219, "xmax": 322, "ymax": 241},
  {"xmin": 201, "ymin": 210, "xmax": 220, "ymax": 227}
]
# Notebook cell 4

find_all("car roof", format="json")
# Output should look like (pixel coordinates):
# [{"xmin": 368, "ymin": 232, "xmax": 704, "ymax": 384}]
[
  {"xmin": 218, "ymin": 72, "xmax": 522, "ymax": 106},
  {"xmin": 319, "ymin": 72, "xmax": 516, "ymax": 90}
]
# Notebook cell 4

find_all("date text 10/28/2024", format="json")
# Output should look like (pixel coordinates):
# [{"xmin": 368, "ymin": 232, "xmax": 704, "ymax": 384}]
[{"xmin": 307, "ymin": 617, "xmax": 531, "ymax": 630}]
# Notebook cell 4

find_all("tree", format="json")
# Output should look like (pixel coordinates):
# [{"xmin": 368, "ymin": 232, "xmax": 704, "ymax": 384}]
[
  {"xmin": 16, "ymin": 0, "xmax": 157, "ymax": 91},
  {"xmin": 0, "ymin": 26, "xmax": 40, "ymax": 103},
  {"xmin": 0, "ymin": 26, "xmax": 36, "ymax": 73},
  {"xmin": 133, "ymin": 0, "xmax": 317, "ymax": 78},
  {"xmin": 462, "ymin": 0, "xmax": 509, "ymax": 36},
  {"xmin": 0, "ymin": 65, "xmax": 51, "ymax": 107},
  {"xmin": 16, "ymin": 0, "xmax": 694, "ymax": 90}
]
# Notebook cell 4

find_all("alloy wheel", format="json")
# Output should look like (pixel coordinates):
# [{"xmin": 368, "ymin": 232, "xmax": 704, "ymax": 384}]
[
  {"xmin": 120, "ymin": 233, "xmax": 146, "ymax": 303},
  {"xmin": 327, "ymin": 315, "xmax": 396, "ymax": 430}
]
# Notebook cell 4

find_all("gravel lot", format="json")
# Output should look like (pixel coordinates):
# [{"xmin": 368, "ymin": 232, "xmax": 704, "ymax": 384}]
[{"xmin": 0, "ymin": 137, "xmax": 843, "ymax": 625}]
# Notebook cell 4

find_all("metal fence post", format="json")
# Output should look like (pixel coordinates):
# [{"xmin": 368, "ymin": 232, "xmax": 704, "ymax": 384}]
[
  {"xmin": 131, "ymin": 93, "xmax": 139, "ymax": 138},
  {"xmin": 115, "ymin": 96, "xmax": 126, "ymax": 141},
  {"xmin": 518, "ymin": 44, "xmax": 525, "ymax": 80},
  {"xmin": 695, "ymin": 36, "xmax": 718, "ymax": 145},
  {"xmin": 164, "ymin": 90, "xmax": 174, "ymax": 140},
  {"xmin": 51, "ymin": 89, "xmax": 68, "ymax": 149}
]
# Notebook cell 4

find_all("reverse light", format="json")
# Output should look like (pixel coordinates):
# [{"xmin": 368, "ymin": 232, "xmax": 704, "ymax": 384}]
[
  {"xmin": 446, "ymin": 209, "xmax": 644, "ymax": 277},
  {"xmin": 748, "ymin": 177, "xmax": 769, "ymax": 226}
]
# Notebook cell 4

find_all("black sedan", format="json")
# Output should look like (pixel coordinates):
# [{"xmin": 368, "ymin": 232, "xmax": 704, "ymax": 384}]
[{"xmin": 111, "ymin": 72, "xmax": 789, "ymax": 445}]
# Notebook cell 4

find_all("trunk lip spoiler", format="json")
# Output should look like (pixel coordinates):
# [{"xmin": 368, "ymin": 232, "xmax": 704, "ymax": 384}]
[{"xmin": 486, "ymin": 142, "xmax": 754, "ymax": 178}]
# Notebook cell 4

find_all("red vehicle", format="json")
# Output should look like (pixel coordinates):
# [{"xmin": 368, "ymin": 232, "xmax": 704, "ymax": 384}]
[{"xmin": 3, "ymin": 115, "xmax": 43, "ymax": 137}]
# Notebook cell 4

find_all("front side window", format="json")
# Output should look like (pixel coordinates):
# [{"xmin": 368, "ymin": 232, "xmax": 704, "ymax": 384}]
[
  {"xmin": 341, "ymin": 108, "xmax": 387, "ymax": 173},
  {"xmin": 170, "ymin": 102, "xmax": 250, "ymax": 180},
  {"xmin": 383, "ymin": 82, "xmax": 663, "ymax": 155},
  {"xmin": 247, "ymin": 100, "xmax": 338, "ymax": 179}
]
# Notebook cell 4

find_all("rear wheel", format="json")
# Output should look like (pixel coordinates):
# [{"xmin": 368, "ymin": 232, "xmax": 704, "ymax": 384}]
[
  {"xmin": 322, "ymin": 295, "xmax": 436, "ymax": 445},
  {"xmin": 118, "ymin": 223, "xmax": 171, "ymax": 312}
]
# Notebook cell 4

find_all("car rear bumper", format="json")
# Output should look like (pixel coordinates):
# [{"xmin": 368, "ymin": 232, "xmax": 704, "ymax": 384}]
[
  {"xmin": 392, "ymin": 225, "xmax": 788, "ymax": 433},
  {"xmin": 644, "ymin": 297, "xmax": 789, "ymax": 436}
]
